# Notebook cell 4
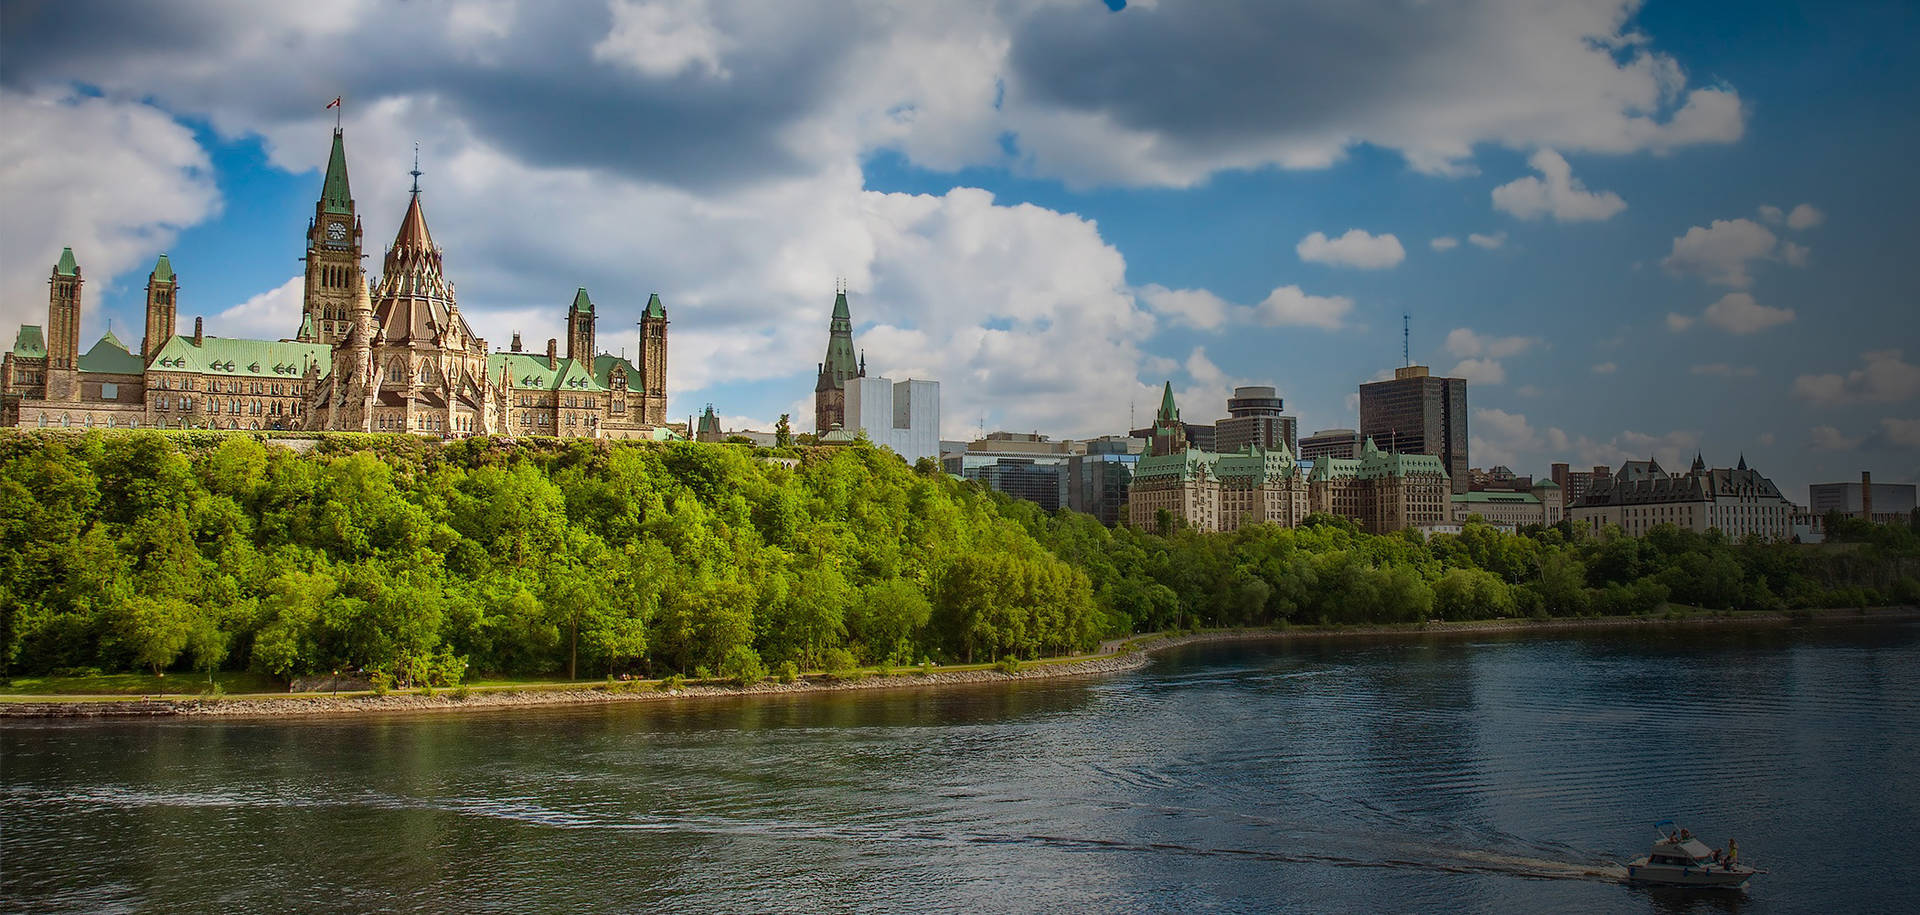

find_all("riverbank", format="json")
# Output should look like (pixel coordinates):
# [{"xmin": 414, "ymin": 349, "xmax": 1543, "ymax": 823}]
[{"xmin": 4, "ymin": 606, "xmax": 1913, "ymax": 720}]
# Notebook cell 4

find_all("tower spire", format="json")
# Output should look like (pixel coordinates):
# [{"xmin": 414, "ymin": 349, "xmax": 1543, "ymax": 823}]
[{"xmin": 409, "ymin": 142, "xmax": 422, "ymax": 197}]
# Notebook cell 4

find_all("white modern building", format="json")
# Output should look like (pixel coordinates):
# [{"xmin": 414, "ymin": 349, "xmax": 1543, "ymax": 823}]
[{"xmin": 844, "ymin": 376, "xmax": 939, "ymax": 464}]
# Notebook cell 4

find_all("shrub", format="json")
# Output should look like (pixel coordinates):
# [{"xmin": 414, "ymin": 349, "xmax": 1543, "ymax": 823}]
[
  {"xmin": 658, "ymin": 674, "xmax": 686, "ymax": 693},
  {"xmin": 370, "ymin": 670, "xmax": 393, "ymax": 696},
  {"xmin": 776, "ymin": 661, "xmax": 798, "ymax": 684},
  {"xmin": 718, "ymin": 645, "xmax": 768, "ymax": 687},
  {"xmin": 996, "ymin": 655, "xmax": 1022, "ymax": 675},
  {"xmin": 452, "ymin": 683, "xmax": 473, "ymax": 701},
  {"xmin": 692, "ymin": 665, "xmax": 712, "ymax": 681},
  {"xmin": 820, "ymin": 647, "xmax": 858, "ymax": 680}
]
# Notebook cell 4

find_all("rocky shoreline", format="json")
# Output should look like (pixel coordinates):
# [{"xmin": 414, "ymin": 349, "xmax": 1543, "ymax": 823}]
[{"xmin": 5, "ymin": 607, "xmax": 1912, "ymax": 720}]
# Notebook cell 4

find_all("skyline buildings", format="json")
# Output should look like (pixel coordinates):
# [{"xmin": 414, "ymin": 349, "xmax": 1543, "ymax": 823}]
[{"xmin": 1359, "ymin": 365, "xmax": 1470, "ymax": 495}]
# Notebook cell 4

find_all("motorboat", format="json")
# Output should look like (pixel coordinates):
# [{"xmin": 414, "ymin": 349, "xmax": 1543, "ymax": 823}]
[{"xmin": 1625, "ymin": 821, "xmax": 1760, "ymax": 889}]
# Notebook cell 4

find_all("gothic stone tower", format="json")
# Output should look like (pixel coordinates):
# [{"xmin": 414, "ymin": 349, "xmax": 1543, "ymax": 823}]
[
  {"xmin": 566, "ymin": 288, "xmax": 595, "ymax": 361},
  {"xmin": 44, "ymin": 247, "xmax": 82, "ymax": 401},
  {"xmin": 1150, "ymin": 381, "xmax": 1189, "ymax": 456},
  {"xmin": 142, "ymin": 254, "xmax": 177, "ymax": 365},
  {"xmin": 300, "ymin": 128, "xmax": 364, "ymax": 345},
  {"xmin": 813, "ymin": 289, "xmax": 863, "ymax": 433},
  {"xmin": 639, "ymin": 292, "xmax": 668, "ymax": 424}
]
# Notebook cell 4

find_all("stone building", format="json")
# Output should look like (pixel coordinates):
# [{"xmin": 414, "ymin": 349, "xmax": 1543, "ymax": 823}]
[
  {"xmin": 1304, "ymin": 437, "xmax": 1453, "ymax": 533},
  {"xmin": 1127, "ymin": 384, "xmax": 1310, "ymax": 533},
  {"xmin": 1570, "ymin": 454, "xmax": 1794, "ymax": 540},
  {"xmin": 3, "ymin": 127, "xmax": 673, "ymax": 439},
  {"xmin": 813, "ymin": 289, "xmax": 865, "ymax": 433}
]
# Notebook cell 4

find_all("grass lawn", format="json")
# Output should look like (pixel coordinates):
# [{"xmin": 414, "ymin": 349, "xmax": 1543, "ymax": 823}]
[{"xmin": 1, "ymin": 670, "xmax": 285, "ymax": 697}]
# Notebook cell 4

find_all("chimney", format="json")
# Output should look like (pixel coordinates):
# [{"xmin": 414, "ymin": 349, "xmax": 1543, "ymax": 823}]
[
  {"xmin": 193, "ymin": 316, "xmax": 203, "ymax": 346},
  {"xmin": 511, "ymin": 332, "xmax": 523, "ymax": 353},
  {"xmin": 1593, "ymin": 465, "xmax": 1609, "ymax": 479},
  {"xmin": 1862, "ymin": 471, "xmax": 1873, "ymax": 521},
  {"xmin": 546, "ymin": 337, "xmax": 558, "ymax": 370}
]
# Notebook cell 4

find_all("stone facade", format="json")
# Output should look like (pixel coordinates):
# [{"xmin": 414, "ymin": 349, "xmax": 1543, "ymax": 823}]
[
  {"xmin": 1570, "ymin": 454, "xmax": 1794, "ymax": 540},
  {"xmin": 1304, "ymin": 437, "xmax": 1453, "ymax": 534},
  {"xmin": 3, "ymin": 128, "xmax": 673, "ymax": 440},
  {"xmin": 1127, "ymin": 384, "xmax": 1311, "ymax": 533}
]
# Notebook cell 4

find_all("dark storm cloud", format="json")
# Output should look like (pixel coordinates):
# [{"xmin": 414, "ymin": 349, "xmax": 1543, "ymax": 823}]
[{"xmin": 0, "ymin": 0, "xmax": 850, "ymax": 191}]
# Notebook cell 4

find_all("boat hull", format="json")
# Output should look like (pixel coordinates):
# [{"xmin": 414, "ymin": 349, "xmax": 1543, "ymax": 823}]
[{"xmin": 1626, "ymin": 858, "xmax": 1753, "ymax": 889}]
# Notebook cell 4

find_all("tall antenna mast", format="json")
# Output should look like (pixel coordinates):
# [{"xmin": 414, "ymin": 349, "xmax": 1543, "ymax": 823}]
[{"xmin": 1403, "ymin": 313, "xmax": 1411, "ymax": 367}]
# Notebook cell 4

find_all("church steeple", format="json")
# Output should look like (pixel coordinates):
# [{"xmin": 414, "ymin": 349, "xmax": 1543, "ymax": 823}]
[{"xmin": 321, "ymin": 128, "xmax": 353, "ymax": 215}]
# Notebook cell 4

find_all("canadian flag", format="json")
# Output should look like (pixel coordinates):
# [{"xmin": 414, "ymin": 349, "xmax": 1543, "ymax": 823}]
[{"xmin": 326, "ymin": 97, "xmax": 341, "ymax": 109}]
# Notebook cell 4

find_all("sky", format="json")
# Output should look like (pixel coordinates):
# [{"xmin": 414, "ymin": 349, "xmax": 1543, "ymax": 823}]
[{"xmin": 1, "ymin": 0, "xmax": 1916, "ymax": 501}]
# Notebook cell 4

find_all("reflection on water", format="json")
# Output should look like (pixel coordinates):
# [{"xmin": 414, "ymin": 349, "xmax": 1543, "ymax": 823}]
[{"xmin": 5, "ymin": 622, "xmax": 1916, "ymax": 913}]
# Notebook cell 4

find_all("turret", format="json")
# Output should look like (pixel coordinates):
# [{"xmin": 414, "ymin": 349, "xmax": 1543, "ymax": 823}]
[
  {"xmin": 44, "ymin": 248, "xmax": 83, "ymax": 400},
  {"xmin": 143, "ymin": 253, "xmax": 177, "ymax": 366},
  {"xmin": 639, "ymin": 292, "xmax": 668, "ymax": 424},
  {"xmin": 566, "ymin": 287, "xmax": 595, "ymax": 361}
]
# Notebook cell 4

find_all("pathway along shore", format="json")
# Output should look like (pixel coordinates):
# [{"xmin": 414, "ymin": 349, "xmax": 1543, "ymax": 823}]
[{"xmin": 5, "ymin": 607, "xmax": 1914, "ymax": 720}]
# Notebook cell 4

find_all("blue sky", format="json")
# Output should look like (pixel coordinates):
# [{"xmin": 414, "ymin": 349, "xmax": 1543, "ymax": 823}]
[{"xmin": 1, "ymin": 0, "xmax": 1916, "ymax": 499}]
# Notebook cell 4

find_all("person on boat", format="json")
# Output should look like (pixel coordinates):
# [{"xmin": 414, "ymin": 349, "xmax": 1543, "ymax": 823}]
[{"xmin": 1728, "ymin": 839, "xmax": 1738, "ymax": 867}]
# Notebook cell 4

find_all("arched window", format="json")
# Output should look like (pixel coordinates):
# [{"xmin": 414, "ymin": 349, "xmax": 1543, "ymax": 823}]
[{"xmin": 38, "ymin": 414, "xmax": 47, "ymax": 428}]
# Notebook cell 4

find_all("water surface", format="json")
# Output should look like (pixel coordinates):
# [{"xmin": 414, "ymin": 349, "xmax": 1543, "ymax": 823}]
[{"xmin": 6, "ymin": 622, "xmax": 1917, "ymax": 913}]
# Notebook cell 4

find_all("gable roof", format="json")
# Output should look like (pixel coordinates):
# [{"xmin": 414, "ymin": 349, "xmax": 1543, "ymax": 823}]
[{"xmin": 78, "ymin": 331, "xmax": 144, "ymax": 375}]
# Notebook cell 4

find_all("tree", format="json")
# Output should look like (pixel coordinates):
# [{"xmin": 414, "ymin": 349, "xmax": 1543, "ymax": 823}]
[{"xmin": 775, "ymin": 414, "xmax": 792, "ymax": 448}]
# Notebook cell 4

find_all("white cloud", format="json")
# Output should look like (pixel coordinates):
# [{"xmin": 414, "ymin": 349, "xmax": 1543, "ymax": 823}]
[
  {"xmin": 1448, "ymin": 358, "xmax": 1507, "ymax": 385},
  {"xmin": 1572, "ymin": 428, "xmax": 1703, "ymax": 470},
  {"xmin": 1445, "ymin": 327, "xmax": 1538, "ymax": 359},
  {"xmin": 1240, "ymin": 285, "xmax": 1355, "ymax": 330},
  {"xmin": 1786, "ymin": 203, "xmax": 1825, "ymax": 230},
  {"xmin": 1690, "ymin": 363, "xmax": 1757, "ymax": 377},
  {"xmin": 1701, "ymin": 292, "xmax": 1795, "ymax": 334},
  {"xmin": 1810, "ymin": 425, "xmax": 1863, "ymax": 452},
  {"xmin": 1489, "ymin": 149, "xmax": 1626, "ymax": 222},
  {"xmin": 1592, "ymin": 362, "xmax": 1618, "ymax": 374},
  {"xmin": 1468, "ymin": 231, "xmax": 1506, "ymax": 250},
  {"xmin": 1429, "ymin": 236, "xmax": 1459, "ymax": 252},
  {"xmin": 1793, "ymin": 351, "xmax": 1920, "ymax": 406},
  {"xmin": 1665, "ymin": 313, "xmax": 1695, "ymax": 332},
  {"xmin": 1661, "ymin": 218, "xmax": 1805, "ymax": 287},
  {"xmin": 1296, "ymin": 229, "xmax": 1405, "ymax": 269},
  {"xmin": 1471, "ymin": 407, "xmax": 1573, "ymax": 469},
  {"xmin": 1757, "ymin": 205, "xmax": 1784, "ymax": 225},
  {"xmin": 1138, "ymin": 284, "xmax": 1231, "ymax": 331},
  {"xmin": 0, "ymin": 89, "xmax": 221, "ymax": 336},
  {"xmin": 593, "ymin": 0, "xmax": 734, "ymax": 79},
  {"xmin": 1880, "ymin": 418, "xmax": 1920, "ymax": 450},
  {"xmin": 212, "ymin": 276, "xmax": 306, "ymax": 341}
]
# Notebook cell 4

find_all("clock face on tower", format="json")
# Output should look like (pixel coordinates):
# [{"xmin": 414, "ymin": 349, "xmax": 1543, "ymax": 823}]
[{"xmin": 326, "ymin": 221, "xmax": 348, "ymax": 244}]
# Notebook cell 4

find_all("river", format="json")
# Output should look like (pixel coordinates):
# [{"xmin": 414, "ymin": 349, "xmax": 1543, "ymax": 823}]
[{"xmin": 5, "ymin": 621, "xmax": 1917, "ymax": 913}]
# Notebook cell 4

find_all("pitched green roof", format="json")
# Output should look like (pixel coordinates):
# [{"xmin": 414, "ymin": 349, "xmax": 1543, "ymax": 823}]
[
  {"xmin": 149, "ymin": 335, "xmax": 331, "ymax": 378},
  {"xmin": 644, "ymin": 293, "xmax": 666, "ymax": 319},
  {"xmin": 78, "ymin": 332, "xmax": 145, "ymax": 375},
  {"xmin": 151, "ymin": 253, "xmax": 174, "ymax": 284},
  {"xmin": 831, "ymin": 291, "xmax": 850, "ymax": 322},
  {"xmin": 54, "ymin": 247, "xmax": 78, "ymax": 277},
  {"xmin": 321, "ymin": 129, "xmax": 353, "ymax": 215},
  {"xmin": 1156, "ymin": 381, "xmax": 1179, "ymax": 423},
  {"xmin": 11, "ymin": 325, "xmax": 46, "ymax": 358},
  {"xmin": 489, "ymin": 353, "xmax": 602, "ymax": 392},
  {"xmin": 571, "ymin": 287, "xmax": 593, "ymax": 315},
  {"xmin": 591, "ymin": 353, "xmax": 642, "ymax": 391}
]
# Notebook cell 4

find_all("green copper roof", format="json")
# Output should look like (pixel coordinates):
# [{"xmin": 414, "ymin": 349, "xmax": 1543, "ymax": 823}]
[
  {"xmin": 321, "ymin": 129, "xmax": 353, "ymax": 215},
  {"xmin": 697, "ymin": 404, "xmax": 720, "ymax": 435},
  {"xmin": 12, "ymin": 325, "xmax": 47, "ymax": 358},
  {"xmin": 831, "ymin": 291, "xmax": 851, "ymax": 322},
  {"xmin": 297, "ymin": 310, "xmax": 315, "ymax": 340},
  {"xmin": 591, "ymin": 353, "xmax": 642, "ymax": 392},
  {"xmin": 571, "ymin": 287, "xmax": 593, "ymax": 315},
  {"xmin": 819, "ymin": 290, "xmax": 858, "ymax": 387},
  {"xmin": 79, "ymin": 332, "xmax": 148, "ymax": 375},
  {"xmin": 1309, "ymin": 444, "xmax": 1449, "ymax": 483},
  {"xmin": 149, "ymin": 335, "xmax": 331, "ymax": 378},
  {"xmin": 151, "ymin": 253, "xmax": 174, "ymax": 284},
  {"xmin": 1156, "ymin": 381, "xmax": 1179, "ymax": 423},
  {"xmin": 643, "ymin": 292, "xmax": 666, "ymax": 319},
  {"xmin": 54, "ymin": 247, "xmax": 78, "ymax": 277}
]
